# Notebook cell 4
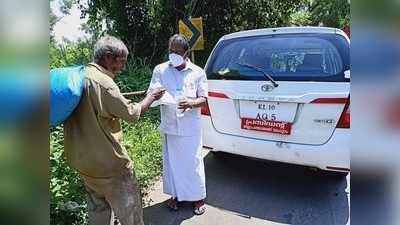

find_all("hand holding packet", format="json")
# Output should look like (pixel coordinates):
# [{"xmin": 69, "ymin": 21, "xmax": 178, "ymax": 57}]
[{"xmin": 150, "ymin": 90, "xmax": 176, "ymax": 107}]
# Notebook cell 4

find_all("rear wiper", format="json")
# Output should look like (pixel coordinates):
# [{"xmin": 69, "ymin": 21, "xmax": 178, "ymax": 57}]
[{"xmin": 236, "ymin": 62, "xmax": 279, "ymax": 87}]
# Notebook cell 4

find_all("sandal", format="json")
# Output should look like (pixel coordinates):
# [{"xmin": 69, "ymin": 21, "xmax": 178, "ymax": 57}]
[
  {"xmin": 193, "ymin": 200, "xmax": 206, "ymax": 215},
  {"xmin": 167, "ymin": 197, "xmax": 179, "ymax": 211}
]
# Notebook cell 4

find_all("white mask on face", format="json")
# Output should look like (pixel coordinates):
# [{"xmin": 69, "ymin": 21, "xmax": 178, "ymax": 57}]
[{"xmin": 169, "ymin": 53, "xmax": 185, "ymax": 67}]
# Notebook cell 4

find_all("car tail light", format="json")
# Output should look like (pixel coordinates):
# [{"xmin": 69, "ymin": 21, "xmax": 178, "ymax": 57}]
[
  {"xmin": 208, "ymin": 91, "xmax": 229, "ymax": 99},
  {"xmin": 337, "ymin": 97, "xmax": 350, "ymax": 128},
  {"xmin": 201, "ymin": 101, "xmax": 211, "ymax": 116}
]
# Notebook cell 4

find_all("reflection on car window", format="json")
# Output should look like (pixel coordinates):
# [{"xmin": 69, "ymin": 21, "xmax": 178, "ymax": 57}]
[{"xmin": 271, "ymin": 52, "xmax": 306, "ymax": 73}]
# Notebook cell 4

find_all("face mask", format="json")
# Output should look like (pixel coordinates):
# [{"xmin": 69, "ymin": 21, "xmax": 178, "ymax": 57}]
[{"xmin": 169, "ymin": 53, "xmax": 185, "ymax": 67}]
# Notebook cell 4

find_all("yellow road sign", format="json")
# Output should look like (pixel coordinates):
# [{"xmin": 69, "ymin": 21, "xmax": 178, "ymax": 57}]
[{"xmin": 178, "ymin": 17, "xmax": 204, "ymax": 50}]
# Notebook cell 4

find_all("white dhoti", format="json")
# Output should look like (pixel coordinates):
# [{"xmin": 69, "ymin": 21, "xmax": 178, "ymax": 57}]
[
  {"xmin": 162, "ymin": 133, "xmax": 206, "ymax": 201},
  {"xmin": 148, "ymin": 59, "xmax": 209, "ymax": 201}
]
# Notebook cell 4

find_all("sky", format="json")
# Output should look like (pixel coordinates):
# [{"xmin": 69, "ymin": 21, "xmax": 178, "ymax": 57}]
[{"xmin": 51, "ymin": 0, "xmax": 89, "ymax": 43}]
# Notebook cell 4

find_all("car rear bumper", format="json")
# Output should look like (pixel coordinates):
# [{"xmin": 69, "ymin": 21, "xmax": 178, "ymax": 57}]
[{"xmin": 202, "ymin": 117, "xmax": 350, "ymax": 172}]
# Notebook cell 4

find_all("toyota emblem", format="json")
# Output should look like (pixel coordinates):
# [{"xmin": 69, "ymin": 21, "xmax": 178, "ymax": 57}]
[{"xmin": 261, "ymin": 84, "xmax": 274, "ymax": 92}]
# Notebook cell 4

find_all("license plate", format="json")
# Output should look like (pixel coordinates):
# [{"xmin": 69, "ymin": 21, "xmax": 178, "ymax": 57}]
[
  {"xmin": 240, "ymin": 101, "xmax": 297, "ymax": 122},
  {"xmin": 241, "ymin": 118, "xmax": 292, "ymax": 135}
]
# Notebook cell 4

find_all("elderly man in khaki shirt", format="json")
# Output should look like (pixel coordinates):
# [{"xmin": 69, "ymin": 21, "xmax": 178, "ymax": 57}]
[{"xmin": 64, "ymin": 36, "xmax": 165, "ymax": 225}]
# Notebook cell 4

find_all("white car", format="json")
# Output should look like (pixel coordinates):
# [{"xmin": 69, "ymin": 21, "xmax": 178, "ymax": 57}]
[{"xmin": 201, "ymin": 27, "xmax": 350, "ymax": 174}]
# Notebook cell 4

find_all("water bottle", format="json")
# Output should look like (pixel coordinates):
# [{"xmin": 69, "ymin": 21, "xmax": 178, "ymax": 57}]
[{"xmin": 175, "ymin": 88, "xmax": 185, "ymax": 117}]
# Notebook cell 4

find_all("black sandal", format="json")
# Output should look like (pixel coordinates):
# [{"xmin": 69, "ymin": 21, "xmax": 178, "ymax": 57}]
[
  {"xmin": 193, "ymin": 200, "xmax": 206, "ymax": 215},
  {"xmin": 167, "ymin": 197, "xmax": 179, "ymax": 211}
]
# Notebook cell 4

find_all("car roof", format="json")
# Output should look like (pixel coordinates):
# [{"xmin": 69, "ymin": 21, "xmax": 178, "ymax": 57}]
[{"xmin": 220, "ymin": 26, "xmax": 346, "ymax": 41}]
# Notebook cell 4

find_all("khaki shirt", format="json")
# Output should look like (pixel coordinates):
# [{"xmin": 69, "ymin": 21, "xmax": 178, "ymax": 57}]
[{"xmin": 64, "ymin": 63, "xmax": 141, "ymax": 178}]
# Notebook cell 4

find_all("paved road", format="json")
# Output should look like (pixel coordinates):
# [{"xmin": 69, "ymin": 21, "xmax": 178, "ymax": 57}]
[{"xmin": 144, "ymin": 149, "xmax": 350, "ymax": 225}]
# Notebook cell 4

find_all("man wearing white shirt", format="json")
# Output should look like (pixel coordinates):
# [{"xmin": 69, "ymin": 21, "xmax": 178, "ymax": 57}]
[{"xmin": 148, "ymin": 34, "xmax": 208, "ymax": 215}]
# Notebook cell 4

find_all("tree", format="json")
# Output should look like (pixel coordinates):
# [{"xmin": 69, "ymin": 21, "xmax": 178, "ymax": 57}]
[
  {"xmin": 50, "ymin": 0, "xmax": 78, "ymax": 42},
  {"xmin": 59, "ymin": 0, "xmax": 78, "ymax": 15},
  {"xmin": 50, "ymin": 0, "xmax": 59, "ymax": 42},
  {"xmin": 308, "ymin": 0, "xmax": 350, "ymax": 28},
  {"xmin": 194, "ymin": 0, "xmax": 307, "ymax": 65},
  {"xmin": 78, "ymin": 0, "xmax": 313, "ymax": 66}
]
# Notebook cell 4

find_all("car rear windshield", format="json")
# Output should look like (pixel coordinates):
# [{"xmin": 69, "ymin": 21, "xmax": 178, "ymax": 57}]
[{"xmin": 206, "ymin": 33, "xmax": 350, "ymax": 82}]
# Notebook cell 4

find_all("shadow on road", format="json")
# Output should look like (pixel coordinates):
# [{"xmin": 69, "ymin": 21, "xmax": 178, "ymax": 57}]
[
  {"xmin": 144, "ymin": 200, "xmax": 195, "ymax": 225},
  {"xmin": 204, "ymin": 152, "xmax": 350, "ymax": 225},
  {"xmin": 144, "ymin": 152, "xmax": 349, "ymax": 225}
]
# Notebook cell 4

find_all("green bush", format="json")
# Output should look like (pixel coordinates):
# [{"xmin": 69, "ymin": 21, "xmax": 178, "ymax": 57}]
[
  {"xmin": 50, "ymin": 117, "xmax": 162, "ymax": 225},
  {"xmin": 49, "ymin": 41, "xmax": 93, "ymax": 69},
  {"xmin": 50, "ymin": 127, "xmax": 88, "ymax": 225},
  {"xmin": 50, "ymin": 120, "xmax": 162, "ymax": 224},
  {"xmin": 50, "ymin": 43, "xmax": 162, "ymax": 225},
  {"xmin": 116, "ymin": 57, "xmax": 153, "ymax": 93},
  {"xmin": 123, "ymin": 118, "xmax": 163, "ymax": 197}
]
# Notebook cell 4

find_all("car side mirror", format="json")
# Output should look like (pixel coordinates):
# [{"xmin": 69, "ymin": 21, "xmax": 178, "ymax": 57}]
[{"xmin": 344, "ymin": 70, "xmax": 350, "ymax": 79}]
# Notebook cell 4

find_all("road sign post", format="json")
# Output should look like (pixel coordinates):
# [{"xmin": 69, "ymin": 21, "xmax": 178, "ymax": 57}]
[
  {"xmin": 179, "ymin": 17, "xmax": 204, "ymax": 63},
  {"xmin": 191, "ymin": 51, "xmax": 195, "ymax": 63}
]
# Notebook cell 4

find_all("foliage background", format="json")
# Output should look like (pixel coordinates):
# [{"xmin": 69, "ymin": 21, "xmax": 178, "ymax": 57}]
[{"xmin": 53, "ymin": 0, "xmax": 350, "ymax": 67}]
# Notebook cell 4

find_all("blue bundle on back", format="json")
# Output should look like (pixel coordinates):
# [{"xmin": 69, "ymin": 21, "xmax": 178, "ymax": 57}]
[{"xmin": 50, "ymin": 65, "xmax": 85, "ymax": 127}]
